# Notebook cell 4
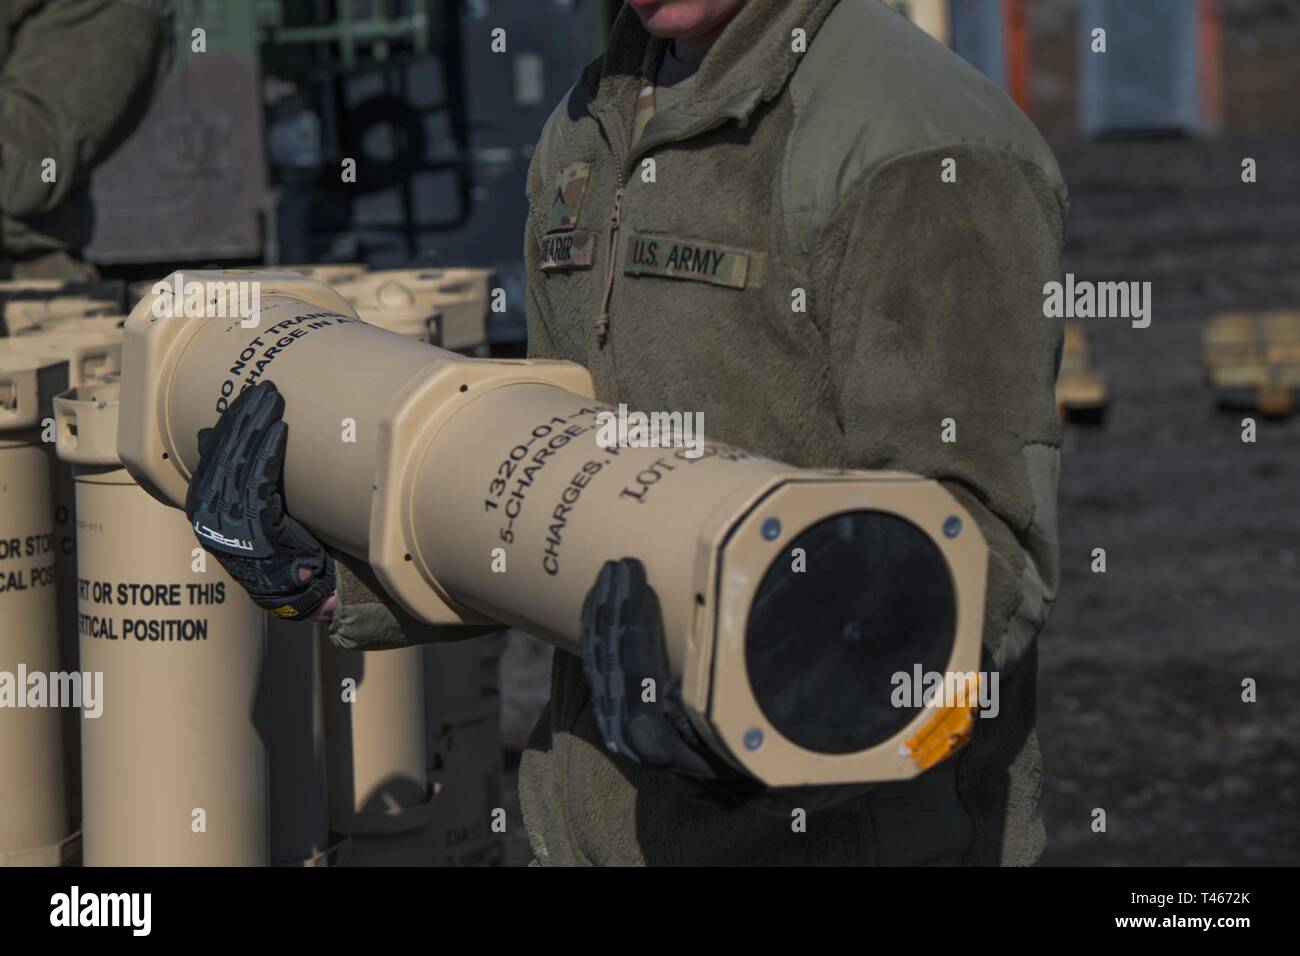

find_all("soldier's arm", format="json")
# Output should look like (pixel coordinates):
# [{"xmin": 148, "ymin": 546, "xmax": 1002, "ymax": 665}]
[
  {"xmin": 325, "ymin": 552, "xmax": 430, "ymax": 650},
  {"xmin": 323, "ymin": 551, "xmax": 501, "ymax": 650},
  {"xmin": 0, "ymin": 0, "xmax": 171, "ymax": 219},
  {"xmin": 814, "ymin": 143, "xmax": 1066, "ymax": 688}
]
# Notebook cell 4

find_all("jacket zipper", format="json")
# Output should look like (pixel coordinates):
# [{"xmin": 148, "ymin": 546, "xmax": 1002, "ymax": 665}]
[
  {"xmin": 593, "ymin": 104, "xmax": 629, "ymax": 348},
  {"xmin": 590, "ymin": 100, "xmax": 743, "ymax": 346}
]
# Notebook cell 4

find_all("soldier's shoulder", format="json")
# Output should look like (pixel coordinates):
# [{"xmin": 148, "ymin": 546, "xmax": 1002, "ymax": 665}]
[
  {"xmin": 785, "ymin": 0, "xmax": 1064, "ymax": 246},
  {"xmin": 533, "ymin": 57, "xmax": 604, "ymax": 188}
]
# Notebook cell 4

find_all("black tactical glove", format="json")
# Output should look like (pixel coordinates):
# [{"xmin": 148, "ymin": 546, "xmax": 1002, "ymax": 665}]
[
  {"xmin": 185, "ymin": 380, "xmax": 335, "ymax": 620},
  {"xmin": 580, "ymin": 557, "xmax": 764, "ymax": 808}
]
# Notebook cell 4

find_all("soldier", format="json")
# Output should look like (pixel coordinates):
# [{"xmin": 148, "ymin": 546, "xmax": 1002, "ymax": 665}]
[
  {"xmin": 189, "ymin": 0, "xmax": 1066, "ymax": 866},
  {"xmin": 0, "ymin": 0, "xmax": 171, "ymax": 281}
]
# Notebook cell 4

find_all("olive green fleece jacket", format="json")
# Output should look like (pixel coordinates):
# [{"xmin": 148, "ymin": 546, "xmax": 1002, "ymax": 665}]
[
  {"xmin": 0, "ymin": 0, "xmax": 171, "ymax": 277},
  {"xmin": 332, "ymin": 0, "xmax": 1067, "ymax": 866}
]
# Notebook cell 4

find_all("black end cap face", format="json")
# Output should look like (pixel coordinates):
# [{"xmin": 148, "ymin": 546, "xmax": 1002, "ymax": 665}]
[{"xmin": 744, "ymin": 510, "xmax": 957, "ymax": 755}]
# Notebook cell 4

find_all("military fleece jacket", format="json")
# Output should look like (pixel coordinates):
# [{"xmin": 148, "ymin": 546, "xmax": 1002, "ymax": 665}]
[
  {"xmin": 0, "ymin": 0, "xmax": 171, "ymax": 275},
  {"xmin": 333, "ymin": 0, "xmax": 1068, "ymax": 866}
]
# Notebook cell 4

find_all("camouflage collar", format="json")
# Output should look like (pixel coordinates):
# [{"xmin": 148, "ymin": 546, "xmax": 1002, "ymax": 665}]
[{"xmin": 584, "ymin": 0, "xmax": 841, "ymax": 128}]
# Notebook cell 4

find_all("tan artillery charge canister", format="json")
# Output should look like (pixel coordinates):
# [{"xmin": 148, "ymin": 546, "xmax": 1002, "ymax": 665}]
[
  {"xmin": 2, "ymin": 324, "xmax": 122, "ymax": 387},
  {"xmin": 55, "ymin": 379, "xmax": 269, "ymax": 865},
  {"xmin": 299, "ymin": 300, "xmax": 442, "ymax": 863},
  {"xmin": 355, "ymin": 305, "xmax": 441, "ymax": 343},
  {"xmin": 2, "ymin": 322, "xmax": 126, "ymax": 647},
  {"xmin": 3, "ymin": 298, "xmax": 118, "ymax": 337},
  {"xmin": 0, "ymin": 355, "xmax": 78, "ymax": 866},
  {"xmin": 280, "ymin": 263, "xmax": 368, "ymax": 286},
  {"xmin": 119, "ymin": 271, "xmax": 988, "ymax": 788},
  {"xmin": 5, "ymin": 320, "xmax": 127, "ymax": 813},
  {"xmin": 337, "ymin": 268, "xmax": 491, "ymax": 355},
  {"xmin": 19, "ymin": 316, "xmax": 127, "ymax": 336},
  {"xmin": 359, "ymin": 296, "xmax": 504, "ymax": 864},
  {"xmin": 320, "ymin": 640, "xmax": 436, "ymax": 864},
  {"xmin": 427, "ymin": 708, "xmax": 505, "ymax": 866}
]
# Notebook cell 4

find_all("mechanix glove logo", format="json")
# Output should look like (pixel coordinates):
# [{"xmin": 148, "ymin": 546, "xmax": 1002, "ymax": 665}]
[{"xmin": 184, "ymin": 380, "xmax": 336, "ymax": 620}]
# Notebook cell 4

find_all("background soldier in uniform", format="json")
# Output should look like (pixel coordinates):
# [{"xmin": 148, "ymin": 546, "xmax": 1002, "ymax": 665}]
[
  {"xmin": 0, "ymin": 0, "xmax": 171, "ymax": 281},
  {"xmin": 190, "ymin": 0, "xmax": 1067, "ymax": 866}
]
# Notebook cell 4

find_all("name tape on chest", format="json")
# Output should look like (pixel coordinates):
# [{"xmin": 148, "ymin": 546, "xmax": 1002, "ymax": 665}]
[
  {"xmin": 539, "ymin": 230, "xmax": 596, "ymax": 271},
  {"xmin": 623, "ymin": 233, "xmax": 754, "ymax": 290}
]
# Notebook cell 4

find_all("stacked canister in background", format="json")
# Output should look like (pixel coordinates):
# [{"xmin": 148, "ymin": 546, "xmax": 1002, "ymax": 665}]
[
  {"xmin": 338, "ymin": 266, "xmax": 506, "ymax": 867},
  {"xmin": 55, "ymin": 377, "xmax": 272, "ymax": 864},
  {"xmin": 1, "ymin": 268, "xmax": 503, "ymax": 867},
  {"xmin": 0, "ymin": 349, "xmax": 77, "ymax": 865}
]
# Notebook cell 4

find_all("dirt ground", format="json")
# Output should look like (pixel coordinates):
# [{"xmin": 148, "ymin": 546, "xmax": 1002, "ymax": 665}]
[
  {"xmin": 495, "ymin": 133, "xmax": 1300, "ymax": 867},
  {"xmin": 1040, "ymin": 135, "xmax": 1300, "ymax": 865}
]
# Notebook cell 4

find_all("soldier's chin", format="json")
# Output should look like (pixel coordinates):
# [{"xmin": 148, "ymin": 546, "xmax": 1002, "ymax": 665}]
[{"xmin": 626, "ymin": 0, "xmax": 706, "ymax": 36}]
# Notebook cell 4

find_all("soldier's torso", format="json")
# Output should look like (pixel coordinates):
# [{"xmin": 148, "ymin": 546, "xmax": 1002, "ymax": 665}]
[
  {"xmin": 528, "ymin": 85, "xmax": 843, "ymax": 470},
  {"xmin": 519, "ymin": 0, "xmax": 1062, "ymax": 866}
]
